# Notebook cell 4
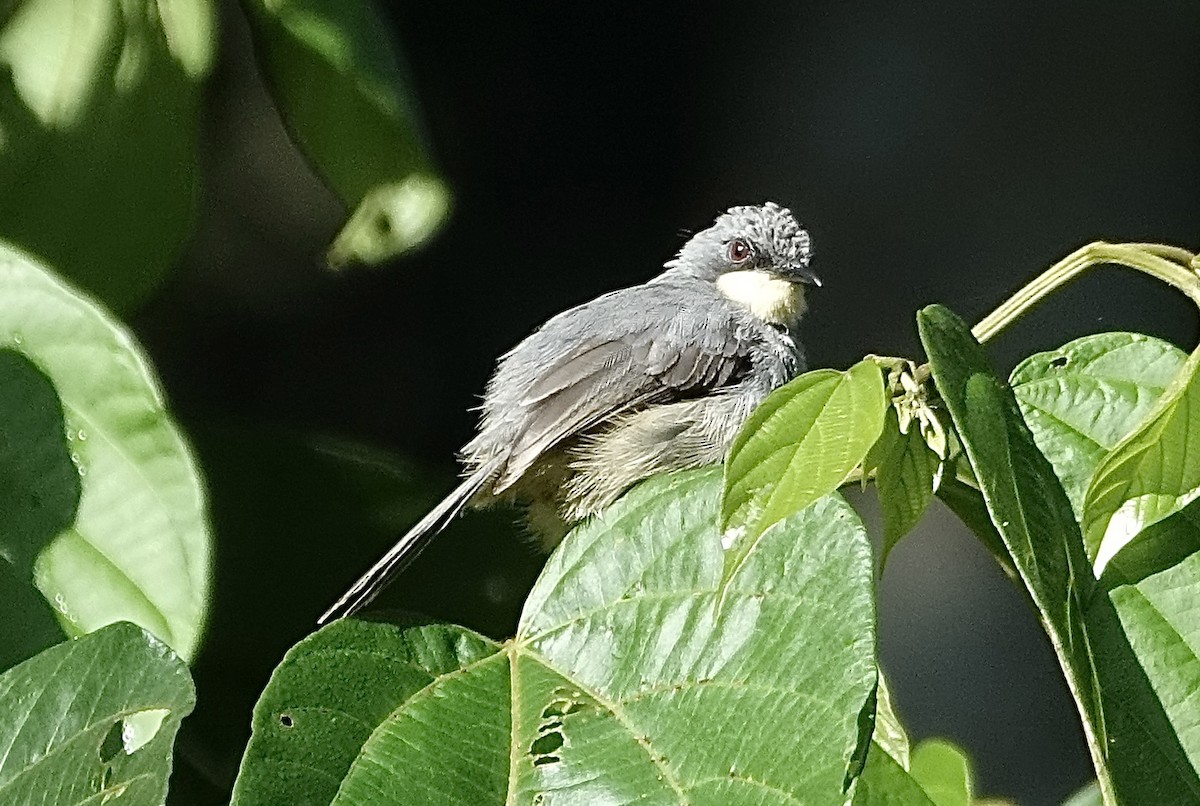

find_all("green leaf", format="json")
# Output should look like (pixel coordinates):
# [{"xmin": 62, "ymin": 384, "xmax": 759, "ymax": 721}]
[
  {"xmin": 852, "ymin": 742, "xmax": 937, "ymax": 806},
  {"xmin": 721, "ymin": 359, "xmax": 887, "ymax": 587},
  {"xmin": 919, "ymin": 305, "xmax": 1200, "ymax": 803},
  {"xmin": 852, "ymin": 685, "xmax": 969, "ymax": 806},
  {"xmin": 0, "ymin": 349, "xmax": 81, "ymax": 670},
  {"xmin": 872, "ymin": 407, "xmax": 939, "ymax": 560},
  {"xmin": 1099, "ymin": 503, "xmax": 1200, "ymax": 776},
  {"xmin": 0, "ymin": 241, "xmax": 211, "ymax": 661},
  {"xmin": 873, "ymin": 672, "xmax": 911, "ymax": 769},
  {"xmin": 235, "ymin": 468, "xmax": 878, "ymax": 804},
  {"xmin": 909, "ymin": 739, "xmax": 972, "ymax": 806},
  {"xmin": 242, "ymin": 0, "xmax": 451, "ymax": 267},
  {"xmin": 0, "ymin": 0, "xmax": 215, "ymax": 310},
  {"xmin": 1062, "ymin": 781, "xmax": 1102, "ymax": 806},
  {"xmin": 1011, "ymin": 333, "xmax": 1200, "ymax": 782},
  {"xmin": 1011, "ymin": 333, "xmax": 1186, "ymax": 522},
  {"xmin": 1083, "ymin": 341, "xmax": 1200, "ymax": 574},
  {"xmin": 231, "ymin": 619, "xmax": 500, "ymax": 805},
  {"xmin": 0, "ymin": 621, "xmax": 195, "ymax": 805}
]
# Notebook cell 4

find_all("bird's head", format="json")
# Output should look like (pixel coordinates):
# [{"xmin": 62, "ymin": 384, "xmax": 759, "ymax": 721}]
[{"xmin": 665, "ymin": 202, "xmax": 818, "ymax": 327}]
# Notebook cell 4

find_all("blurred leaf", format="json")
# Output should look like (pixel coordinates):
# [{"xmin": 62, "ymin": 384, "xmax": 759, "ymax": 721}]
[
  {"xmin": 0, "ymin": 621, "xmax": 194, "ymax": 804},
  {"xmin": 909, "ymin": 739, "xmax": 972, "ymax": 806},
  {"xmin": 1062, "ymin": 781, "xmax": 1102, "ymax": 806},
  {"xmin": 0, "ymin": 349, "xmax": 80, "ymax": 670},
  {"xmin": 872, "ymin": 407, "xmax": 938, "ymax": 561},
  {"xmin": 0, "ymin": 0, "xmax": 216, "ymax": 311},
  {"xmin": 1082, "ymin": 341, "xmax": 1200, "ymax": 574},
  {"xmin": 0, "ymin": 241, "xmax": 210, "ymax": 661},
  {"xmin": 919, "ymin": 304, "xmax": 1200, "ymax": 804},
  {"xmin": 234, "ymin": 468, "xmax": 877, "ymax": 803},
  {"xmin": 1011, "ymin": 333, "xmax": 1186, "ymax": 522},
  {"xmin": 241, "ymin": 0, "xmax": 451, "ymax": 267},
  {"xmin": 721, "ymin": 359, "xmax": 886, "ymax": 588},
  {"xmin": 852, "ymin": 742, "xmax": 937, "ymax": 806}
]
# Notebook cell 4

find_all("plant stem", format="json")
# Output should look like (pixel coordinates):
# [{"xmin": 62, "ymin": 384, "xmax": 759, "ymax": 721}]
[{"xmin": 972, "ymin": 242, "xmax": 1200, "ymax": 345}]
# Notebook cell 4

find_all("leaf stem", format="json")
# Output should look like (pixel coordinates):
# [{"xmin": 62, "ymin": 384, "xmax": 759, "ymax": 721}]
[{"xmin": 972, "ymin": 242, "xmax": 1200, "ymax": 344}]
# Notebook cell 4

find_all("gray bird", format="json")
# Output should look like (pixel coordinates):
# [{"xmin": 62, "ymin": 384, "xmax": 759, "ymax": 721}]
[{"xmin": 321, "ymin": 202, "xmax": 817, "ymax": 622}]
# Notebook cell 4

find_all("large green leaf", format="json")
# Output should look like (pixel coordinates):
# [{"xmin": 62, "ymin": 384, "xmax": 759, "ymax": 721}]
[
  {"xmin": 231, "ymin": 619, "xmax": 500, "ymax": 805},
  {"xmin": 721, "ymin": 359, "xmax": 886, "ymax": 587},
  {"xmin": 0, "ymin": 349, "xmax": 81, "ymax": 670},
  {"xmin": 918, "ymin": 305, "xmax": 1200, "ymax": 804},
  {"xmin": 0, "ymin": 241, "xmax": 211, "ymax": 661},
  {"xmin": 0, "ymin": 621, "xmax": 195, "ymax": 805},
  {"xmin": 1011, "ymin": 333, "xmax": 1186, "ymax": 524},
  {"xmin": 1011, "ymin": 332, "xmax": 1200, "ymax": 778},
  {"xmin": 0, "ymin": 0, "xmax": 215, "ymax": 311},
  {"xmin": 1082, "ymin": 340, "xmax": 1200, "ymax": 574},
  {"xmin": 241, "ymin": 0, "xmax": 451, "ymax": 267},
  {"xmin": 234, "ymin": 468, "xmax": 878, "ymax": 804}
]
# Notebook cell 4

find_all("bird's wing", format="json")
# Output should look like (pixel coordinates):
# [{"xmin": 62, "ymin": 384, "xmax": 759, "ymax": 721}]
[{"xmin": 486, "ymin": 283, "xmax": 755, "ymax": 489}]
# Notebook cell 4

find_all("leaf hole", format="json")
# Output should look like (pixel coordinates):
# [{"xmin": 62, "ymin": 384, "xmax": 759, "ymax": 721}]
[
  {"xmin": 1050, "ymin": 355, "xmax": 1070, "ymax": 369},
  {"xmin": 542, "ymin": 696, "xmax": 585, "ymax": 719},
  {"xmin": 532, "ymin": 754, "xmax": 560, "ymax": 767},
  {"xmin": 530, "ymin": 729, "xmax": 564, "ymax": 757},
  {"xmin": 374, "ymin": 214, "xmax": 392, "ymax": 237},
  {"xmin": 279, "ymin": 713, "xmax": 294, "ymax": 728},
  {"xmin": 99, "ymin": 721, "xmax": 123, "ymax": 764}
]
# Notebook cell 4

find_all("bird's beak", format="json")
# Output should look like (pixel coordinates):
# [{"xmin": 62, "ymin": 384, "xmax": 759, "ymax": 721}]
[{"xmin": 790, "ymin": 263, "xmax": 822, "ymax": 287}]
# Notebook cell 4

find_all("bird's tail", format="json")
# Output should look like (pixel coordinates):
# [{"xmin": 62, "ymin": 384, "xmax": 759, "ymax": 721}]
[{"xmin": 318, "ymin": 459, "xmax": 500, "ymax": 624}]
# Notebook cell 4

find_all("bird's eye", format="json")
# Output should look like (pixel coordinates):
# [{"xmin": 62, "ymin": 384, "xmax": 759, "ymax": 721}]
[{"xmin": 727, "ymin": 238, "xmax": 752, "ymax": 264}]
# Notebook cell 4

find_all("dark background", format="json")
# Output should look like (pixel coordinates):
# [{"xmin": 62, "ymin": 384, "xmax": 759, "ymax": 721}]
[{"xmin": 141, "ymin": 3, "xmax": 1200, "ymax": 804}]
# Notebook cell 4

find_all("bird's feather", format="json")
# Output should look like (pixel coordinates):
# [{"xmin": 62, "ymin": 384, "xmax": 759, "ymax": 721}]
[{"xmin": 466, "ymin": 279, "xmax": 759, "ymax": 491}]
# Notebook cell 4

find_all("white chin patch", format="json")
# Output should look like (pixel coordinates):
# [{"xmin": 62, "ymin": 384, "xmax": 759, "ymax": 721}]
[{"xmin": 715, "ymin": 270, "xmax": 806, "ymax": 326}]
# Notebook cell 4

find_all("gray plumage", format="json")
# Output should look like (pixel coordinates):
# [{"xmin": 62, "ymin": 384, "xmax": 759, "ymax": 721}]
[{"xmin": 321, "ymin": 202, "xmax": 816, "ymax": 623}]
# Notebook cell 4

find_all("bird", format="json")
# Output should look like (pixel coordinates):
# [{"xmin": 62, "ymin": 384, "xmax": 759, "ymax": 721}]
[{"xmin": 320, "ymin": 202, "xmax": 818, "ymax": 623}]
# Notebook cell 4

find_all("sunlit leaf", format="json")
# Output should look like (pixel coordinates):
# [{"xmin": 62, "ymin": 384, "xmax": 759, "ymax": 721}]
[
  {"xmin": 0, "ymin": 622, "xmax": 194, "ymax": 804},
  {"xmin": 234, "ymin": 468, "xmax": 878, "ymax": 804},
  {"xmin": 919, "ymin": 304, "xmax": 1200, "ymax": 804},
  {"xmin": 0, "ymin": 0, "xmax": 215, "ymax": 310},
  {"xmin": 0, "ymin": 241, "xmax": 210, "ymax": 660},
  {"xmin": 1011, "ymin": 333, "xmax": 1185, "ymax": 524},
  {"xmin": 242, "ymin": 0, "xmax": 451, "ymax": 267},
  {"xmin": 721, "ymin": 359, "xmax": 886, "ymax": 588},
  {"xmin": 1083, "ymin": 342, "xmax": 1200, "ymax": 574}
]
